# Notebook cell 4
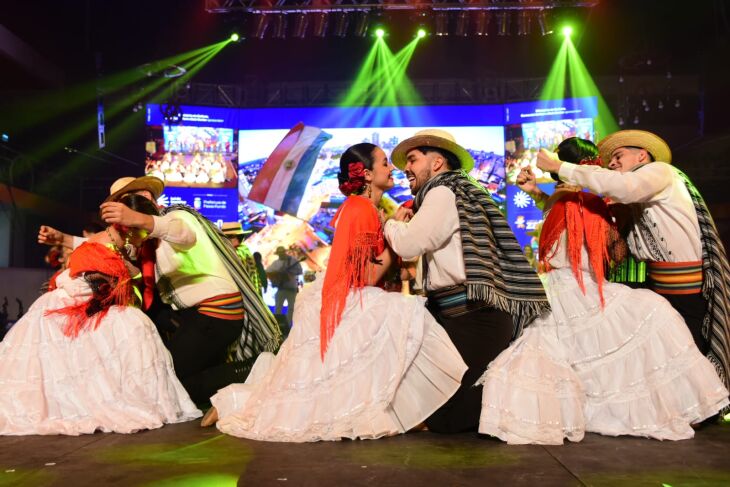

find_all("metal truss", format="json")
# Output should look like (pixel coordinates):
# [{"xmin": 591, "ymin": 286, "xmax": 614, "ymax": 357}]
[{"xmin": 205, "ymin": 1, "xmax": 599, "ymax": 14}]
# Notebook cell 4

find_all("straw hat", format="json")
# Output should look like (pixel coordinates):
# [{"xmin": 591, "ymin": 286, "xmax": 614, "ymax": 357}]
[
  {"xmin": 597, "ymin": 130, "xmax": 672, "ymax": 165},
  {"xmin": 104, "ymin": 176, "xmax": 164, "ymax": 203},
  {"xmin": 391, "ymin": 129, "xmax": 475, "ymax": 172},
  {"xmin": 221, "ymin": 222, "xmax": 251, "ymax": 237}
]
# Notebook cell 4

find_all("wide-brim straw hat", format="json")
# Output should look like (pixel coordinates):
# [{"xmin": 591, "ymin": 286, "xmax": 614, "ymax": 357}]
[
  {"xmin": 597, "ymin": 130, "xmax": 672, "ymax": 165},
  {"xmin": 104, "ymin": 176, "xmax": 164, "ymax": 203},
  {"xmin": 391, "ymin": 129, "xmax": 475, "ymax": 172},
  {"xmin": 221, "ymin": 221, "xmax": 251, "ymax": 237}
]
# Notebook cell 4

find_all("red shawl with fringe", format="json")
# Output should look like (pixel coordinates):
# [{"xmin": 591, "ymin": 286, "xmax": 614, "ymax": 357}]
[
  {"xmin": 320, "ymin": 195, "xmax": 384, "ymax": 359},
  {"xmin": 538, "ymin": 191, "xmax": 615, "ymax": 306},
  {"xmin": 46, "ymin": 242, "xmax": 135, "ymax": 338}
]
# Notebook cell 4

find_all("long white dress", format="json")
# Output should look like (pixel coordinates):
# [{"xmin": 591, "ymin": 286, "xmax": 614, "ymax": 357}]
[
  {"xmin": 0, "ymin": 269, "xmax": 201, "ymax": 435},
  {"xmin": 211, "ymin": 277, "xmax": 468, "ymax": 442},
  {"xmin": 479, "ymin": 233, "xmax": 729, "ymax": 444}
]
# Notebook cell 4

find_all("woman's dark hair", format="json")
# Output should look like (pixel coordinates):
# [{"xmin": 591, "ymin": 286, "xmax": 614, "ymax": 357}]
[
  {"xmin": 556, "ymin": 137, "xmax": 599, "ymax": 164},
  {"xmin": 337, "ymin": 143, "xmax": 377, "ymax": 186},
  {"xmin": 414, "ymin": 146, "xmax": 461, "ymax": 170},
  {"xmin": 117, "ymin": 192, "xmax": 160, "ymax": 217},
  {"xmin": 550, "ymin": 137, "xmax": 600, "ymax": 181}
]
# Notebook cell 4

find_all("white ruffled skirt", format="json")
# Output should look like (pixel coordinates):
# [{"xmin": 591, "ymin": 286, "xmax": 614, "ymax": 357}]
[
  {"xmin": 0, "ymin": 270, "xmax": 201, "ymax": 435},
  {"xmin": 479, "ymin": 268, "xmax": 729, "ymax": 444},
  {"xmin": 211, "ymin": 278, "xmax": 467, "ymax": 442}
]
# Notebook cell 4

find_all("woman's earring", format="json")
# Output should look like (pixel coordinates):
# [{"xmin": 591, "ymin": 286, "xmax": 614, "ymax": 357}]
[{"xmin": 367, "ymin": 184, "xmax": 372, "ymax": 198}]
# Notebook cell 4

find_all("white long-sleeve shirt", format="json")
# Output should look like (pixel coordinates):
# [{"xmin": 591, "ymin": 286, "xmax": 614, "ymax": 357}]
[
  {"xmin": 558, "ymin": 162, "xmax": 701, "ymax": 262},
  {"xmin": 384, "ymin": 186, "xmax": 466, "ymax": 291},
  {"xmin": 150, "ymin": 210, "xmax": 239, "ymax": 309}
]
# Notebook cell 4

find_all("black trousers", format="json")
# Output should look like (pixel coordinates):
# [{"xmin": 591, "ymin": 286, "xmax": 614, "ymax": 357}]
[
  {"xmin": 424, "ymin": 303, "xmax": 514, "ymax": 434},
  {"xmin": 661, "ymin": 291, "xmax": 710, "ymax": 355},
  {"xmin": 148, "ymin": 304, "xmax": 246, "ymax": 404}
]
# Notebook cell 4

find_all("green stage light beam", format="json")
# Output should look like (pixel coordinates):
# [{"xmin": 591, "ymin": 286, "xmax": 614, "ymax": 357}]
[
  {"xmin": 37, "ymin": 44, "xmax": 228, "ymax": 192},
  {"xmin": 8, "ymin": 42, "xmax": 226, "ymax": 135},
  {"xmin": 25, "ymin": 47, "xmax": 217, "ymax": 169},
  {"xmin": 539, "ymin": 37, "xmax": 569, "ymax": 102},
  {"xmin": 339, "ymin": 37, "xmax": 383, "ymax": 107},
  {"xmin": 565, "ymin": 37, "xmax": 619, "ymax": 139}
]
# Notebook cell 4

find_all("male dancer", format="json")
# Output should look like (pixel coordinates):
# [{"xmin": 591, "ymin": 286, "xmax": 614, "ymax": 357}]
[
  {"xmin": 537, "ymin": 129, "xmax": 730, "ymax": 391},
  {"xmin": 385, "ymin": 129, "xmax": 550, "ymax": 433}
]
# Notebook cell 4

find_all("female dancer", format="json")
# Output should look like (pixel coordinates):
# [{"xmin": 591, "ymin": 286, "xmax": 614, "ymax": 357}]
[
  {"xmin": 0, "ymin": 193, "xmax": 200, "ymax": 435},
  {"xmin": 478, "ymin": 138, "xmax": 728, "ymax": 444},
  {"xmin": 204, "ymin": 143, "xmax": 467, "ymax": 442}
]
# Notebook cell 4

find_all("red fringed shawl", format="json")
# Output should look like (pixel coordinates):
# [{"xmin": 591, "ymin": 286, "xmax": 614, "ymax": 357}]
[
  {"xmin": 320, "ymin": 196, "xmax": 384, "ymax": 359},
  {"xmin": 46, "ymin": 242, "xmax": 135, "ymax": 338},
  {"xmin": 538, "ymin": 191, "xmax": 615, "ymax": 306}
]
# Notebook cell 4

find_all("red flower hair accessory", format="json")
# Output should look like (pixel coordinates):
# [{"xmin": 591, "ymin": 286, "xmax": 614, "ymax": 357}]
[
  {"xmin": 578, "ymin": 156, "xmax": 603, "ymax": 167},
  {"xmin": 338, "ymin": 161, "xmax": 367, "ymax": 196}
]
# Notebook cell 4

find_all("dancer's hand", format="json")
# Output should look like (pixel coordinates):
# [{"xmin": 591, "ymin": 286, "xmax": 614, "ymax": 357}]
[
  {"xmin": 100, "ymin": 202, "xmax": 155, "ymax": 231},
  {"xmin": 38, "ymin": 226, "xmax": 64, "ymax": 246},
  {"xmin": 536, "ymin": 149, "xmax": 562, "ymax": 174},
  {"xmin": 516, "ymin": 166, "xmax": 537, "ymax": 194},
  {"xmin": 393, "ymin": 206, "xmax": 413, "ymax": 222}
]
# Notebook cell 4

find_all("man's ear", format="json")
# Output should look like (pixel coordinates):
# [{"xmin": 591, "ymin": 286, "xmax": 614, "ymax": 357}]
[
  {"xmin": 639, "ymin": 149, "xmax": 650, "ymax": 163},
  {"xmin": 431, "ymin": 153, "xmax": 446, "ymax": 172}
]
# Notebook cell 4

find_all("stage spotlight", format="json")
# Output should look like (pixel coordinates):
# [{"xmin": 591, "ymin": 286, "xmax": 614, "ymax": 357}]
[
  {"xmin": 417, "ymin": 28, "xmax": 427, "ymax": 39},
  {"xmin": 230, "ymin": 33, "xmax": 240, "ymax": 42},
  {"xmin": 454, "ymin": 11, "xmax": 468, "ymax": 37},
  {"xmin": 472, "ymin": 10, "xmax": 490, "ymax": 36},
  {"xmin": 375, "ymin": 27, "xmax": 385, "ymax": 38},
  {"xmin": 435, "ymin": 11, "xmax": 448, "ymax": 36},
  {"xmin": 516, "ymin": 11, "xmax": 530, "ymax": 36},
  {"xmin": 332, "ymin": 11, "xmax": 349, "ymax": 37},
  {"xmin": 251, "ymin": 13, "xmax": 272, "ymax": 39},
  {"xmin": 353, "ymin": 11, "xmax": 369, "ymax": 37},
  {"xmin": 537, "ymin": 10, "xmax": 552, "ymax": 35},
  {"xmin": 312, "ymin": 11, "xmax": 329, "ymax": 37},
  {"xmin": 562, "ymin": 25, "xmax": 573, "ymax": 37},
  {"xmin": 292, "ymin": 12, "xmax": 309, "ymax": 38},
  {"xmin": 496, "ymin": 11, "xmax": 510, "ymax": 36},
  {"xmin": 272, "ymin": 14, "xmax": 287, "ymax": 39}
]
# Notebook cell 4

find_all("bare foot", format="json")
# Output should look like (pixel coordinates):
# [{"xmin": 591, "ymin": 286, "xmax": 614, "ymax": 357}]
[
  {"xmin": 200, "ymin": 406, "xmax": 219, "ymax": 427},
  {"xmin": 409, "ymin": 422, "xmax": 429, "ymax": 432}
]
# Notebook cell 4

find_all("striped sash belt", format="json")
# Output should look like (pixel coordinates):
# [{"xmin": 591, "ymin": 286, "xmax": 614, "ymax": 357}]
[
  {"xmin": 427, "ymin": 284, "xmax": 490, "ymax": 319},
  {"xmin": 198, "ymin": 292, "xmax": 245, "ymax": 320},
  {"xmin": 647, "ymin": 260, "xmax": 703, "ymax": 295}
]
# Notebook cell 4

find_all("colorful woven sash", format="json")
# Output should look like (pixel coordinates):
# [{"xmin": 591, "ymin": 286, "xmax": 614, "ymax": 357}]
[
  {"xmin": 198, "ymin": 292, "xmax": 245, "ymax": 320},
  {"xmin": 647, "ymin": 260, "xmax": 703, "ymax": 295}
]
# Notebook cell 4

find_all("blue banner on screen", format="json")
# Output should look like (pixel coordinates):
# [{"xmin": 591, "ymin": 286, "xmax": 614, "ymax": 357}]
[{"xmin": 158, "ymin": 187, "xmax": 238, "ymax": 226}]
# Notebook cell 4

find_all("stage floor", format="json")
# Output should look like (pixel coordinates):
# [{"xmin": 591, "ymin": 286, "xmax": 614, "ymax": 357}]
[{"xmin": 1, "ymin": 421, "xmax": 728, "ymax": 486}]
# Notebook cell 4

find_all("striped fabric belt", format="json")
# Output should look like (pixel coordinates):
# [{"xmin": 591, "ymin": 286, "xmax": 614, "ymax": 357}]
[
  {"xmin": 647, "ymin": 260, "xmax": 703, "ymax": 295},
  {"xmin": 427, "ymin": 284, "xmax": 490, "ymax": 319},
  {"xmin": 198, "ymin": 292, "xmax": 245, "ymax": 320}
]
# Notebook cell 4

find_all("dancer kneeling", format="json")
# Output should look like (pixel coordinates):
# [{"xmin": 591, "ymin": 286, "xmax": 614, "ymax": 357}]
[
  {"xmin": 0, "ymin": 194, "xmax": 200, "ymax": 435},
  {"xmin": 478, "ymin": 138, "xmax": 729, "ymax": 444},
  {"xmin": 205, "ymin": 143, "xmax": 467, "ymax": 442}
]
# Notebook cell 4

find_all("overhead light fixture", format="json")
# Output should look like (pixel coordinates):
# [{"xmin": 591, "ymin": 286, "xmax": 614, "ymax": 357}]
[
  {"xmin": 332, "ymin": 11, "xmax": 349, "ymax": 37},
  {"xmin": 251, "ymin": 13, "xmax": 271, "ymax": 39},
  {"xmin": 292, "ymin": 12, "xmax": 309, "ymax": 38},
  {"xmin": 496, "ymin": 11, "xmax": 510, "ymax": 36},
  {"xmin": 516, "ymin": 11, "xmax": 530, "ymax": 36},
  {"xmin": 272, "ymin": 14, "xmax": 287, "ymax": 39},
  {"xmin": 537, "ymin": 10, "xmax": 552, "ymax": 35},
  {"xmin": 352, "ymin": 11, "xmax": 369, "ymax": 37},
  {"xmin": 434, "ymin": 11, "xmax": 448, "ymax": 36},
  {"xmin": 454, "ymin": 11, "xmax": 468, "ymax": 37},
  {"xmin": 312, "ymin": 11, "xmax": 329, "ymax": 37},
  {"xmin": 472, "ymin": 10, "xmax": 490, "ymax": 36}
]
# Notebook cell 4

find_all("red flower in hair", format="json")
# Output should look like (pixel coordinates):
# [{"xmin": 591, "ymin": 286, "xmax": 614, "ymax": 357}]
[
  {"xmin": 579, "ymin": 156, "xmax": 603, "ymax": 167},
  {"xmin": 348, "ymin": 161, "xmax": 365, "ymax": 180},
  {"xmin": 339, "ymin": 161, "xmax": 366, "ymax": 196}
]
